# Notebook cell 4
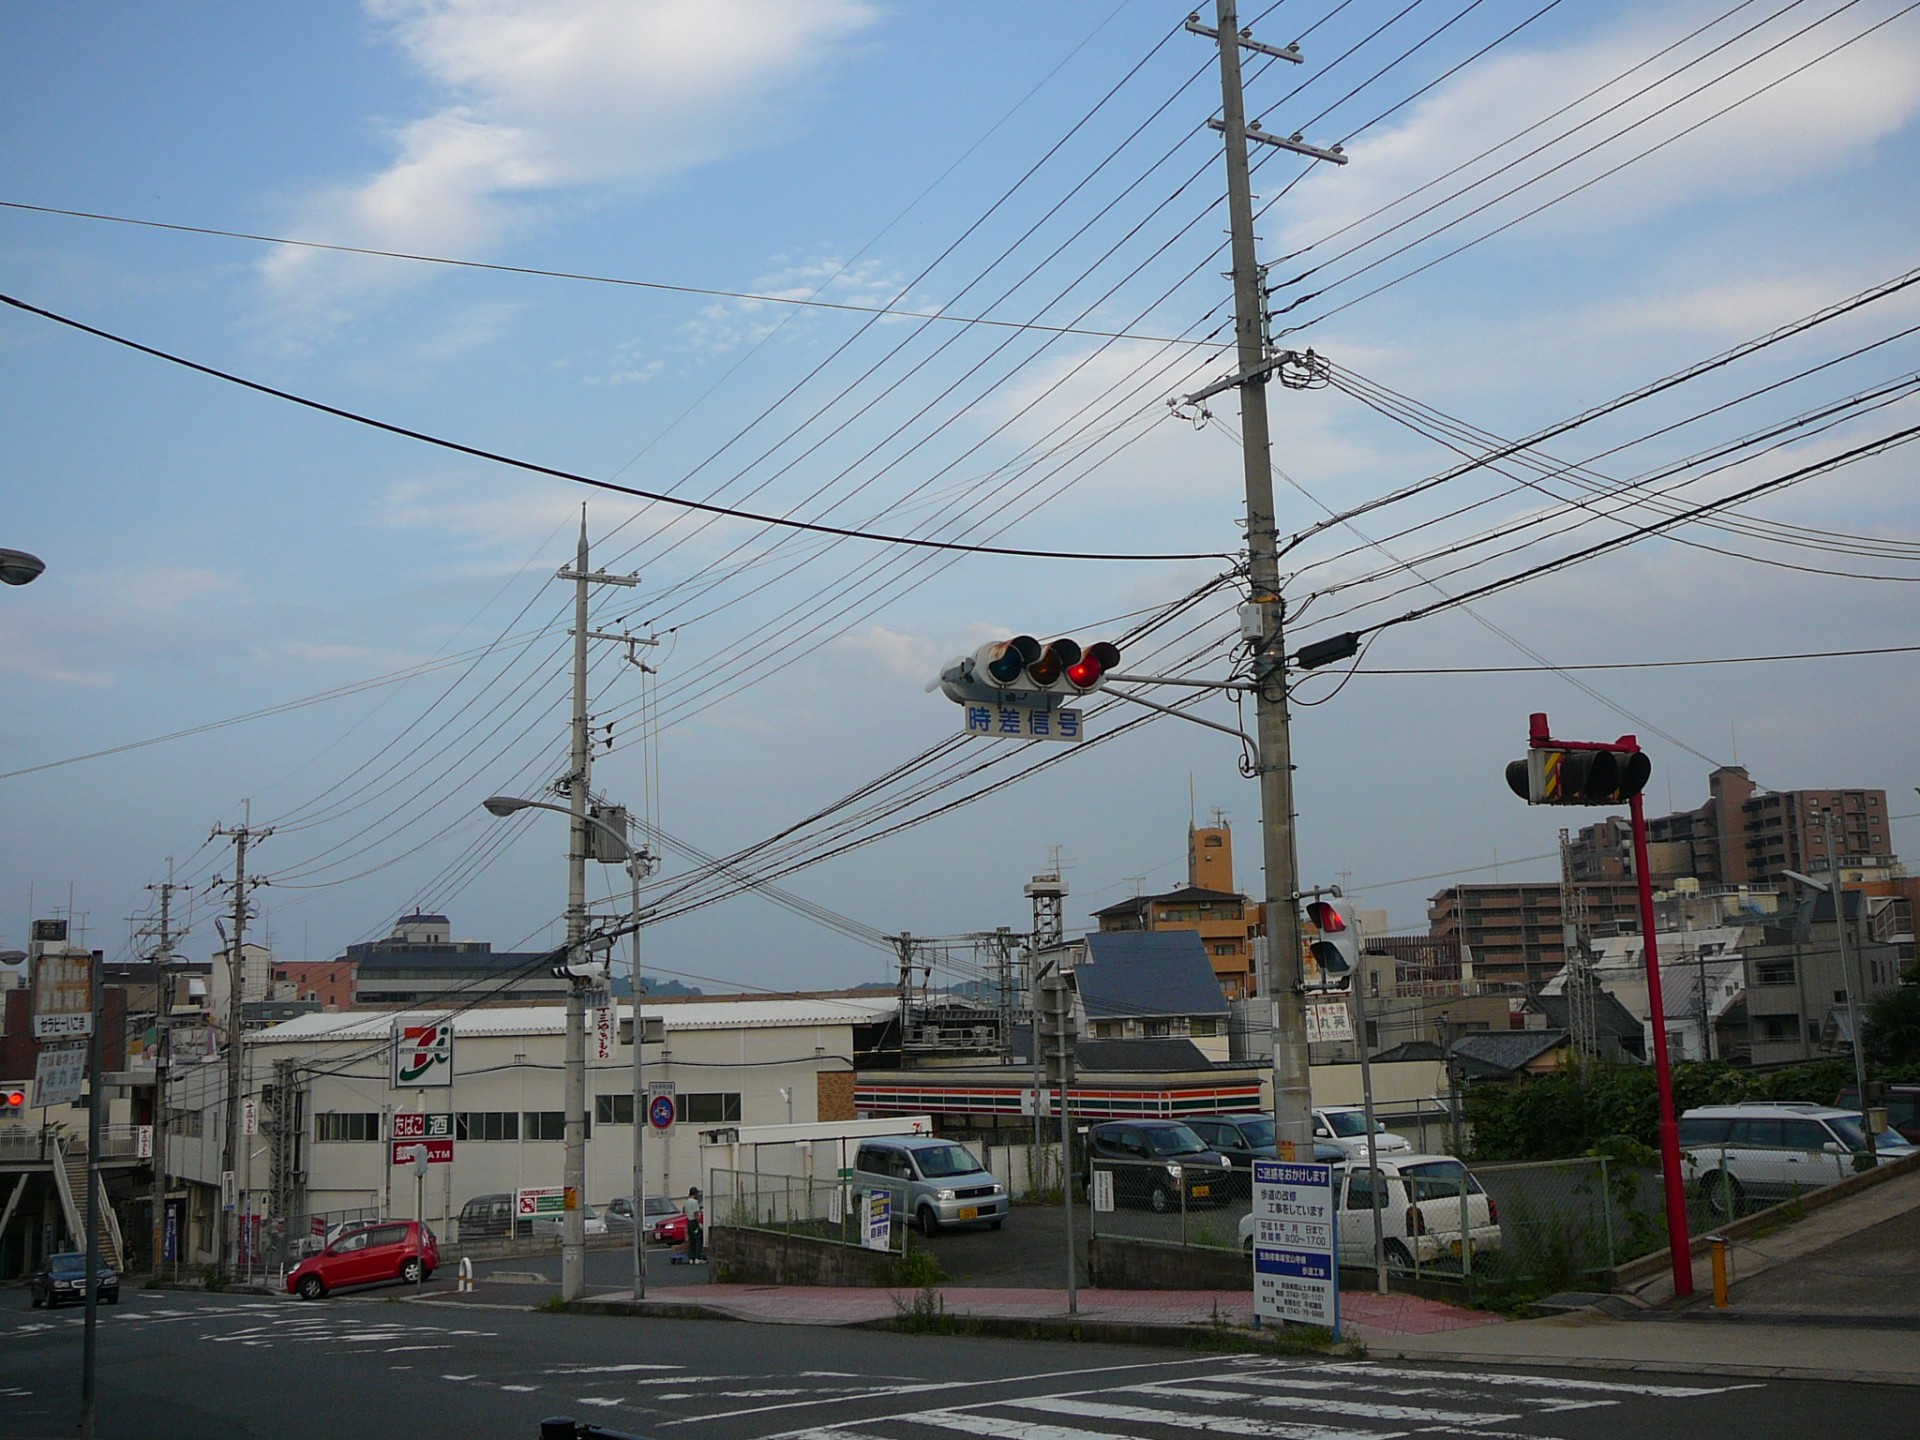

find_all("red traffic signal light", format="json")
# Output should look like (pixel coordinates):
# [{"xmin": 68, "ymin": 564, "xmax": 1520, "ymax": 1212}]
[
  {"xmin": 937, "ymin": 636, "xmax": 1123, "ymax": 706},
  {"xmin": 0, "ymin": 1087, "xmax": 27, "ymax": 1119},
  {"xmin": 1303, "ymin": 899, "xmax": 1359, "ymax": 985},
  {"xmin": 1506, "ymin": 745, "xmax": 1651, "ymax": 806},
  {"xmin": 1064, "ymin": 642, "xmax": 1120, "ymax": 692}
]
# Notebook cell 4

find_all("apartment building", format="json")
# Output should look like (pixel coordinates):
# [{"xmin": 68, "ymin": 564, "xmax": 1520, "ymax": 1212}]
[{"xmin": 1427, "ymin": 880, "xmax": 1642, "ymax": 992}]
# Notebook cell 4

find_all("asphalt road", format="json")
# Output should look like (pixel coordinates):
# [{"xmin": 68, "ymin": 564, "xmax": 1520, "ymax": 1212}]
[{"xmin": 3, "ymin": 1287, "xmax": 1914, "ymax": 1440}]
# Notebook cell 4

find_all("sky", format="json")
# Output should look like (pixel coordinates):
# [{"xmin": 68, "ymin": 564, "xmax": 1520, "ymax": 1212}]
[{"xmin": 4, "ymin": 0, "xmax": 1919, "ymax": 997}]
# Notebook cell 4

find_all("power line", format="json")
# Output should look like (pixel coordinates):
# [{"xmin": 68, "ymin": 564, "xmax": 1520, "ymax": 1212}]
[
  {"xmin": 0, "ymin": 291, "xmax": 1233, "ymax": 564},
  {"xmin": 1349, "ymin": 641, "xmax": 1920, "ymax": 673}
]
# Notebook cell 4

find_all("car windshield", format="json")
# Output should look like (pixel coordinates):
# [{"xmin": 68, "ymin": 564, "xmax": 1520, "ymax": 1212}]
[
  {"xmin": 1145, "ymin": 1124, "xmax": 1206, "ymax": 1156},
  {"xmin": 645, "ymin": 1197, "xmax": 678, "ymax": 1218},
  {"xmin": 1324, "ymin": 1111, "xmax": 1380, "ymax": 1138},
  {"xmin": 1830, "ymin": 1114, "xmax": 1914, "ymax": 1153},
  {"xmin": 49, "ymin": 1254, "xmax": 89, "ymax": 1274},
  {"xmin": 1401, "ymin": 1161, "xmax": 1483, "ymax": 1200},
  {"xmin": 913, "ymin": 1143, "xmax": 984, "ymax": 1178},
  {"xmin": 1234, "ymin": 1118, "xmax": 1275, "ymax": 1149}
]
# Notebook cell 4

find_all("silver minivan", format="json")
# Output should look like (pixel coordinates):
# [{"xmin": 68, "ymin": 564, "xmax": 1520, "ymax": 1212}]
[{"xmin": 851, "ymin": 1136, "xmax": 1008, "ymax": 1237}]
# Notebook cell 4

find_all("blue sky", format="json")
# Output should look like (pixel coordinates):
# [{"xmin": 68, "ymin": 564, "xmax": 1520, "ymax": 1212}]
[{"xmin": 4, "ymin": 0, "xmax": 1919, "ymax": 992}]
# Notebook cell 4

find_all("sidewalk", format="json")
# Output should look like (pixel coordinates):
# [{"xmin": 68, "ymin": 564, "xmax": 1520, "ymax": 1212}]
[{"xmin": 571, "ymin": 1281, "xmax": 1503, "ymax": 1344}]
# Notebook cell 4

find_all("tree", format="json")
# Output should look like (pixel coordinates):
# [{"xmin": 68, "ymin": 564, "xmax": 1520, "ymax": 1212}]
[{"xmin": 1864, "ymin": 986, "xmax": 1920, "ymax": 1068}]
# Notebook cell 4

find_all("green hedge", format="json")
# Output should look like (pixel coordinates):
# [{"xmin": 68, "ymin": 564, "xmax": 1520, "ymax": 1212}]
[{"xmin": 1465, "ymin": 1056, "xmax": 1920, "ymax": 1162}]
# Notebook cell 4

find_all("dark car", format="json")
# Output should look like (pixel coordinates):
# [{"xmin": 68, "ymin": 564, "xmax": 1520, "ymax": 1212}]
[
  {"xmin": 1837, "ymin": 1085, "xmax": 1920, "ymax": 1144},
  {"xmin": 30, "ymin": 1252, "xmax": 118, "ymax": 1308},
  {"xmin": 286, "ymin": 1219, "xmax": 438, "ymax": 1299},
  {"xmin": 1082, "ymin": 1120, "xmax": 1230, "ymax": 1213},
  {"xmin": 1184, "ymin": 1113, "xmax": 1347, "ymax": 1194}
]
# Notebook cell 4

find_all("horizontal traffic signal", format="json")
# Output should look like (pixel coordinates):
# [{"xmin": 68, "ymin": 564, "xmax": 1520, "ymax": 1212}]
[
  {"xmin": 936, "ymin": 635, "xmax": 1124, "ymax": 707},
  {"xmin": 0, "ymin": 1086, "xmax": 27, "ymax": 1119},
  {"xmin": 1505, "ymin": 746, "xmax": 1652, "ymax": 806}
]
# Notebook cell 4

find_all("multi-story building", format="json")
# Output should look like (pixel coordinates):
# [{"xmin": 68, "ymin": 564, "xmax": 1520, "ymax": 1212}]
[
  {"xmin": 270, "ymin": 960, "xmax": 359, "ymax": 1009},
  {"xmin": 1742, "ymin": 889, "xmax": 1910, "ymax": 1067},
  {"xmin": 1091, "ymin": 821, "xmax": 1262, "ymax": 999},
  {"xmin": 342, "ymin": 913, "xmax": 573, "ymax": 1007},
  {"xmin": 1427, "ymin": 881, "xmax": 1642, "ymax": 992},
  {"xmin": 1569, "ymin": 766, "xmax": 1895, "ymax": 891}
]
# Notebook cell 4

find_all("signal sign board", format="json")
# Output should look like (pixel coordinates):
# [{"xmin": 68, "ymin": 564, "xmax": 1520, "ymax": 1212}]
[{"xmin": 960, "ymin": 705, "xmax": 1084, "ymax": 742}]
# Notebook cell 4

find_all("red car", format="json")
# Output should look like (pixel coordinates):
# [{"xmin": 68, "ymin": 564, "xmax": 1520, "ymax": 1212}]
[
  {"xmin": 287, "ymin": 1219, "xmax": 438, "ymax": 1299},
  {"xmin": 650, "ymin": 1211, "xmax": 688, "ymax": 1245}
]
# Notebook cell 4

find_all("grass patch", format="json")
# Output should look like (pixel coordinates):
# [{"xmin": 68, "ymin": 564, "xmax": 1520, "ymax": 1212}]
[{"xmin": 890, "ymin": 1285, "xmax": 983, "ymax": 1336}]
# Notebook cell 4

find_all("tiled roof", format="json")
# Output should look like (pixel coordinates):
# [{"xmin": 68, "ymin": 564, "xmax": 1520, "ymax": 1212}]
[{"xmin": 1075, "ymin": 930, "xmax": 1231, "ymax": 1019}]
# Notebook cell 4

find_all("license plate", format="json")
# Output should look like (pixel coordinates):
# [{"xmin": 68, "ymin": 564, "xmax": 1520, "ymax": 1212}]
[
  {"xmin": 958, "ymin": 1207, "xmax": 978, "ymax": 1221},
  {"xmin": 1449, "ymin": 1240, "xmax": 1472, "ymax": 1259},
  {"xmin": 1191, "ymin": 1185, "xmax": 1211, "ymax": 1198}
]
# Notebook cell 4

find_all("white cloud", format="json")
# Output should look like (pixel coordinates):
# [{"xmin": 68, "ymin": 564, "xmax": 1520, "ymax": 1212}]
[
  {"xmin": 1278, "ymin": 2, "xmax": 1920, "ymax": 259},
  {"xmin": 262, "ymin": 0, "xmax": 880, "ymax": 337},
  {"xmin": 371, "ymin": 473, "xmax": 584, "ymax": 553}
]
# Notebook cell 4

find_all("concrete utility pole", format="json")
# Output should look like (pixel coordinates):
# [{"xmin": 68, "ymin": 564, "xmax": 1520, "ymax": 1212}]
[
  {"xmin": 556, "ymin": 512, "xmax": 639, "ymax": 1302},
  {"xmin": 1822, "ymin": 810, "xmax": 1876, "ymax": 1166},
  {"xmin": 213, "ymin": 807, "xmax": 270, "ymax": 1277},
  {"xmin": 145, "ymin": 873, "xmax": 181, "ymax": 1277},
  {"xmin": 1195, "ymin": 0, "xmax": 1343, "ymax": 1154}
]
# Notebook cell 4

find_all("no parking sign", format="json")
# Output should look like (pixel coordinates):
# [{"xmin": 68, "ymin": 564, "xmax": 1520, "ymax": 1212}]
[{"xmin": 648, "ymin": 1081, "xmax": 676, "ymax": 1131}]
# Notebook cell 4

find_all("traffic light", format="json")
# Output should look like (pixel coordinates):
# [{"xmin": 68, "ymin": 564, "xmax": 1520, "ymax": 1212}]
[
  {"xmin": 936, "ymin": 636, "xmax": 1123, "ymax": 708},
  {"xmin": 1304, "ymin": 899, "xmax": 1360, "ymax": 990},
  {"xmin": 0, "ymin": 1085, "xmax": 27, "ymax": 1120},
  {"xmin": 1505, "ymin": 745, "xmax": 1652, "ymax": 806}
]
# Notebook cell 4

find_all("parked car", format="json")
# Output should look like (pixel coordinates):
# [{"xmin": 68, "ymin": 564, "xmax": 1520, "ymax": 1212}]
[
  {"xmin": 456, "ymin": 1192, "xmax": 521, "ymax": 1241},
  {"xmin": 1311, "ymin": 1106, "xmax": 1414, "ymax": 1159},
  {"xmin": 1679, "ymin": 1103, "xmax": 1917, "ymax": 1215},
  {"xmin": 605, "ymin": 1195, "xmax": 682, "ymax": 1231},
  {"xmin": 286, "ymin": 1219, "xmax": 438, "ymax": 1299},
  {"xmin": 1183, "ymin": 1113, "xmax": 1346, "ymax": 1194},
  {"xmin": 1237, "ymin": 1154, "xmax": 1500, "ymax": 1270},
  {"xmin": 532, "ymin": 1204, "xmax": 607, "ymax": 1238},
  {"xmin": 651, "ymin": 1208, "xmax": 689, "ymax": 1246},
  {"xmin": 29, "ymin": 1252, "xmax": 119, "ymax": 1308},
  {"xmin": 851, "ymin": 1135, "xmax": 1009, "ymax": 1236},
  {"xmin": 1836, "ymin": 1084, "xmax": 1920, "ymax": 1144},
  {"xmin": 1082, "ymin": 1119, "xmax": 1231, "ymax": 1213}
]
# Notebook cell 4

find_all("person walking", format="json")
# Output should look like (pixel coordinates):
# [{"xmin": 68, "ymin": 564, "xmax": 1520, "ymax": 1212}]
[{"xmin": 684, "ymin": 1185, "xmax": 705, "ymax": 1264}]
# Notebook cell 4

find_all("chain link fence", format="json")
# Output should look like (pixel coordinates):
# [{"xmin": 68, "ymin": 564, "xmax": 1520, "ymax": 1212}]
[
  {"xmin": 1084, "ymin": 1155, "xmax": 1242, "ymax": 1253},
  {"xmin": 709, "ymin": 1167, "xmax": 909, "ymax": 1255}
]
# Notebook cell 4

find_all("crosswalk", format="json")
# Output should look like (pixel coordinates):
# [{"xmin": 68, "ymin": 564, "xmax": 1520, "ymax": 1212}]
[{"xmin": 755, "ymin": 1358, "xmax": 1758, "ymax": 1440}]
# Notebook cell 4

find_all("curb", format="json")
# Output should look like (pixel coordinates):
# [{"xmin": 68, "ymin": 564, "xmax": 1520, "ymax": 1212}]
[{"xmin": 1364, "ymin": 1343, "xmax": 1920, "ymax": 1388}]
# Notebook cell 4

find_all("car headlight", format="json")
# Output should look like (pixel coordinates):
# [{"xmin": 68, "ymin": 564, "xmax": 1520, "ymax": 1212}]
[
  {"xmin": 990, "ymin": 1184, "xmax": 1005, "ymax": 1195},
  {"xmin": 1219, "ymin": 1155, "xmax": 1232, "ymax": 1167},
  {"xmin": 1165, "ymin": 1163, "xmax": 1183, "ymax": 1179},
  {"xmin": 935, "ymin": 1189, "xmax": 957, "ymax": 1202}
]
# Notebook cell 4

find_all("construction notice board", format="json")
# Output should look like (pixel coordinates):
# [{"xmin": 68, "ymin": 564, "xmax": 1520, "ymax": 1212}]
[{"xmin": 1249, "ymin": 1158, "xmax": 1339, "ymax": 1334}]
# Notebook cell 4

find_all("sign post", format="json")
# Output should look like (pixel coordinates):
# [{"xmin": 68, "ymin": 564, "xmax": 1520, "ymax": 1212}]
[{"xmin": 1250, "ymin": 1158, "xmax": 1338, "ymax": 1338}]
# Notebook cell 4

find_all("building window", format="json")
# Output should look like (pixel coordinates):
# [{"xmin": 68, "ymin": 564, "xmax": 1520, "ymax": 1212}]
[
  {"xmin": 595, "ymin": 1094, "xmax": 635, "ymax": 1125},
  {"xmin": 1147, "ymin": 1020, "xmax": 1172, "ymax": 1038},
  {"xmin": 1754, "ymin": 960, "xmax": 1795, "ymax": 986},
  {"xmin": 1190, "ymin": 1018, "xmax": 1219, "ymax": 1037},
  {"xmin": 163, "ymin": 1106, "xmax": 203, "ymax": 1139},
  {"xmin": 314, "ymin": 1112, "xmax": 381, "ymax": 1143},
  {"xmin": 676, "ymin": 1092, "xmax": 742, "ymax": 1125},
  {"xmin": 455, "ymin": 1111, "xmax": 518, "ymax": 1142},
  {"xmin": 523, "ymin": 1111, "xmax": 585, "ymax": 1141}
]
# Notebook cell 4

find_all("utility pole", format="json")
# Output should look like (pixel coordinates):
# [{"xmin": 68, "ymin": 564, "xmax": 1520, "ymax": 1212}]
[
  {"xmin": 212, "ymin": 807, "xmax": 270, "ymax": 1278},
  {"xmin": 1822, "ymin": 810, "xmax": 1876, "ymax": 1165},
  {"xmin": 144, "ymin": 872, "xmax": 182, "ymax": 1278},
  {"xmin": 1190, "ymin": 0, "xmax": 1347, "ymax": 1155},
  {"xmin": 557, "ymin": 512, "xmax": 638, "ymax": 1302}
]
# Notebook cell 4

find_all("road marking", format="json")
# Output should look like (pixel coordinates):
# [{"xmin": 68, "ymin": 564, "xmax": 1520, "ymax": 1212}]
[
  {"xmin": 545, "ymin": 1364, "xmax": 684, "ymax": 1375},
  {"xmin": 1124, "ymin": 1384, "xmax": 1516, "ymax": 1427},
  {"xmin": 1310, "ymin": 1364, "xmax": 1760, "ymax": 1398},
  {"xmin": 501, "ymin": 1385, "xmax": 539, "ymax": 1393},
  {"xmin": 974, "ymin": 1400, "xmax": 1391, "ymax": 1440},
  {"xmin": 443, "ymin": 1374, "xmax": 478, "ymax": 1382},
  {"xmin": 693, "ymin": 1357, "xmax": 1230, "ymax": 1430}
]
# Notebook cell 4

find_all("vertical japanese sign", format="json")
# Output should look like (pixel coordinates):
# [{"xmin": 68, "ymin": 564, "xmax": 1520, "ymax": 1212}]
[
  {"xmin": 594, "ymin": 1005, "xmax": 615, "ymax": 1061},
  {"xmin": 391, "ymin": 1020, "xmax": 454, "ymax": 1088},
  {"xmin": 1250, "ymin": 1159, "xmax": 1339, "ymax": 1333},
  {"xmin": 31, "ymin": 950, "xmax": 94, "ymax": 1038},
  {"xmin": 862, "ymin": 1189, "xmax": 893, "ymax": 1251}
]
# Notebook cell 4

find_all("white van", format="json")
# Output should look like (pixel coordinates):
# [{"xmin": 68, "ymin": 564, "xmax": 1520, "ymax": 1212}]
[
  {"xmin": 851, "ymin": 1136, "xmax": 1008, "ymax": 1237},
  {"xmin": 1679, "ymin": 1103, "xmax": 1915, "ymax": 1215}
]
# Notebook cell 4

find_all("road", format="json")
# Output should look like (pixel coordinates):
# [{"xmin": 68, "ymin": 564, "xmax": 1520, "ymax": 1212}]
[{"xmin": 2, "ymin": 1287, "xmax": 1913, "ymax": 1440}]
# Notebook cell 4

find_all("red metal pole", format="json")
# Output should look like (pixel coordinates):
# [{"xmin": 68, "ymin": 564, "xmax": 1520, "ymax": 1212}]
[{"xmin": 1630, "ymin": 789, "xmax": 1694, "ymax": 1297}]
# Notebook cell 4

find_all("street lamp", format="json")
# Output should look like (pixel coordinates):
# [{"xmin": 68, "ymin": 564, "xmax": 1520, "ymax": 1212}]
[
  {"xmin": 480, "ymin": 794, "xmax": 652, "ymax": 1300},
  {"xmin": 0, "ymin": 549, "xmax": 46, "ymax": 586}
]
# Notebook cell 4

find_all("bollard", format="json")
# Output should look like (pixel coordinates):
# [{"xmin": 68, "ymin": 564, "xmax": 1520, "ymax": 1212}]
[
  {"xmin": 458, "ymin": 1256, "xmax": 475, "ymax": 1293},
  {"xmin": 1707, "ymin": 1235, "xmax": 1728, "ymax": 1308}
]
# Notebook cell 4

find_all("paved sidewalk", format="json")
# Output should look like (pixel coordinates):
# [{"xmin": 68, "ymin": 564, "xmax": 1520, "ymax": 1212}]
[{"xmin": 576, "ymin": 1281, "xmax": 1503, "ymax": 1342}]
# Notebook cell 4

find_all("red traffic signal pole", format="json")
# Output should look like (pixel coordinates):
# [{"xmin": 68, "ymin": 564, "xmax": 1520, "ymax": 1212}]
[{"xmin": 1527, "ymin": 712, "xmax": 1693, "ymax": 1298}]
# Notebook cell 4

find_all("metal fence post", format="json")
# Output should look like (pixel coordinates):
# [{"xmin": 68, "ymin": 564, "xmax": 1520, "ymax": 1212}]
[
  {"xmin": 1459, "ymin": 1169, "xmax": 1471, "ymax": 1281},
  {"xmin": 1599, "ymin": 1156, "xmax": 1615, "ymax": 1271}
]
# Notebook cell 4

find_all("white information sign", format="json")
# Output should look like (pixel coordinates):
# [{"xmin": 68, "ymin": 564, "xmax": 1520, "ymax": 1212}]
[
  {"xmin": 136, "ymin": 1125, "xmax": 154, "ymax": 1159},
  {"xmin": 862, "ymin": 1189, "xmax": 893, "ymax": 1251},
  {"xmin": 1307, "ymin": 1001, "xmax": 1354, "ymax": 1043},
  {"xmin": 1091, "ymin": 1169, "xmax": 1115, "ymax": 1213},
  {"xmin": 960, "ymin": 705, "xmax": 1083, "ymax": 743},
  {"xmin": 31, "ymin": 951, "xmax": 94, "ymax": 1039},
  {"xmin": 33, "ymin": 1043, "xmax": 86, "ymax": 1109},
  {"xmin": 594, "ymin": 1006, "xmax": 615, "ymax": 1061},
  {"xmin": 1250, "ymin": 1158, "xmax": 1339, "ymax": 1333}
]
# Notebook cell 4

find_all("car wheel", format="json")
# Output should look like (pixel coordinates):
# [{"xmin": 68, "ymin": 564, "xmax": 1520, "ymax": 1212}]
[
  {"xmin": 30, "ymin": 1291, "xmax": 43, "ymax": 1309},
  {"xmin": 104, "ymin": 1291, "xmax": 118, "ymax": 1306},
  {"xmin": 1384, "ymin": 1240, "xmax": 1415, "ymax": 1271},
  {"xmin": 400, "ymin": 1257, "xmax": 423, "ymax": 1284},
  {"xmin": 297, "ymin": 1275, "xmax": 325, "ymax": 1300},
  {"xmin": 915, "ymin": 1207, "xmax": 940, "ymax": 1238},
  {"xmin": 1701, "ymin": 1171, "xmax": 1744, "ymax": 1218},
  {"xmin": 1148, "ymin": 1184, "xmax": 1173, "ymax": 1215}
]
